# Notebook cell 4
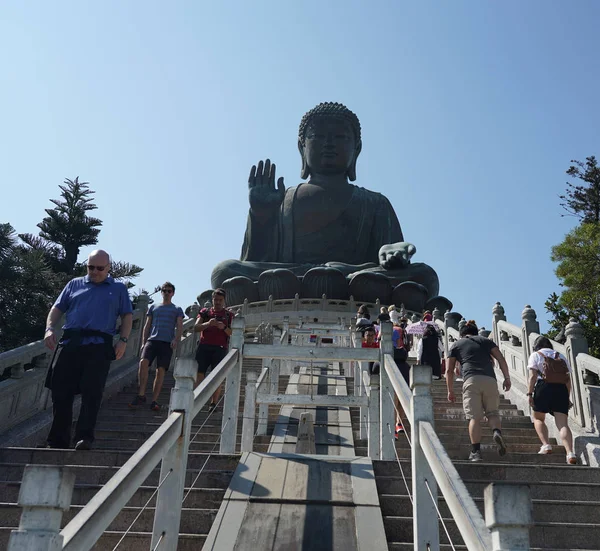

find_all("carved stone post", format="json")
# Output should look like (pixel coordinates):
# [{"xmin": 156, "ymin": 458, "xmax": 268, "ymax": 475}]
[
  {"xmin": 8, "ymin": 466, "xmax": 75, "ymax": 551},
  {"xmin": 411, "ymin": 364, "xmax": 439, "ymax": 550},
  {"xmin": 368, "ymin": 373, "xmax": 380, "ymax": 459},
  {"xmin": 267, "ymin": 295, "xmax": 273, "ymax": 313},
  {"xmin": 293, "ymin": 293, "xmax": 300, "ymax": 311},
  {"xmin": 432, "ymin": 307, "xmax": 442, "ymax": 322},
  {"xmin": 443, "ymin": 311, "xmax": 458, "ymax": 359},
  {"xmin": 257, "ymin": 358, "xmax": 271, "ymax": 436},
  {"xmin": 411, "ymin": 313, "xmax": 420, "ymax": 323},
  {"xmin": 458, "ymin": 317, "xmax": 467, "ymax": 333},
  {"xmin": 484, "ymin": 483, "xmax": 533, "ymax": 550},
  {"xmin": 492, "ymin": 302, "xmax": 506, "ymax": 345},
  {"xmin": 349, "ymin": 295, "xmax": 356, "ymax": 314},
  {"xmin": 321, "ymin": 294, "xmax": 327, "ymax": 310},
  {"xmin": 565, "ymin": 318, "xmax": 590, "ymax": 429},
  {"xmin": 241, "ymin": 368, "xmax": 258, "ymax": 452},
  {"xmin": 521, "ymin": 305, "xmax": 540, "ymax": 362},
  {"xmin": 220, "ymin": 316, "xmax": 245, "ymax": 453},
  {"xmin": 379, "ymin": 321, "xmax": 395, "ymax": 460},
  {"xmin": 152, "ymin": 357, "xmax": 197, "ymax": 551}
]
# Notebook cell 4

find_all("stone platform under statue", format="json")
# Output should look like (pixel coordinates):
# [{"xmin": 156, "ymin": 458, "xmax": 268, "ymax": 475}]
[{"xmin": 205, "ymin": 102, "xmax": 452, "ymax": 313}]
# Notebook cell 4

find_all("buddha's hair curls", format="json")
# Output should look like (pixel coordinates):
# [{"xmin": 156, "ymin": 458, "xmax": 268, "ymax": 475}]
[{"xmin": 298, "ymin": 102, "xmax": 362, "ymax": 146}]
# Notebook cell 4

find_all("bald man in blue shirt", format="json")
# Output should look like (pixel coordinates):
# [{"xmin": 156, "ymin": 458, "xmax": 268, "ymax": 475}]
[{"xmin": 44, "ymin": 249, "xmax": 133, "ymax": 450}]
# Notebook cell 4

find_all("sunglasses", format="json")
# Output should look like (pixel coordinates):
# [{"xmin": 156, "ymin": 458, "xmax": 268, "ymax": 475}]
[
  {"xmin": 87, "ymin": 264, "xmax": 108, "ymax": 272},
  {"xmin": 162, "ymin": 289, "xmax": 174, "ymax": 294}
]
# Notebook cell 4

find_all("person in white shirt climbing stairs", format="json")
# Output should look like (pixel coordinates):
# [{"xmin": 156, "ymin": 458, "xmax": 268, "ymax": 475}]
[{"xmin": 527, "ymin": 335, "xmax": 577, "ymax": 465}]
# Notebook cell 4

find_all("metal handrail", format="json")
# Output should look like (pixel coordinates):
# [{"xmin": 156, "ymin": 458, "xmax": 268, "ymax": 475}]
[
  {"xmin": 383, "ymin": 353, "xmax": 411, "ymax": 417},
  {"xmin": 191, "ymin": 349, "xmax": 239, "ymax": 417},
  {"xmin": 419, "ymin": 421, "xmax": 491, "ymax": 551},
  {"xmin": 61, "ymin": 412, "xmax": 184, "ymax": 550}
]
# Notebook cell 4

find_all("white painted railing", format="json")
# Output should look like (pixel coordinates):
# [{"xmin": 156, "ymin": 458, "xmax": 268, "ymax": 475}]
[
  {"xmin": 8, "ymin": 309, "xmax": 534, "ymax": 551},
  {"xmin": 491, "ymin": 302, "xmax": 600, "ymax": 447},
  {"xmin": 379, "ymin": 321, "xmax": 533, "ymax": 550}
]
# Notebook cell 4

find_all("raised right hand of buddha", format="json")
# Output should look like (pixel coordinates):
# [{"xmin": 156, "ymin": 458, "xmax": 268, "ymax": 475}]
[{"xmin": 248, "ymin": 159, "xmax": 285, "ymax": 217}]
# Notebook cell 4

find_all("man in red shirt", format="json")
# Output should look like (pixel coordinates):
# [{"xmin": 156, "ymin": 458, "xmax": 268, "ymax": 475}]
[{"xmin": 194, "ymin": 288, "xmax": 233, "ymax": 409}]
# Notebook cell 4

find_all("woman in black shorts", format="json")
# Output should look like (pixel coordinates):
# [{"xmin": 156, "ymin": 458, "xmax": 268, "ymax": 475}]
[{"xmin": 526, "ymin": 336, "xmax": 576, "ymax": 464}]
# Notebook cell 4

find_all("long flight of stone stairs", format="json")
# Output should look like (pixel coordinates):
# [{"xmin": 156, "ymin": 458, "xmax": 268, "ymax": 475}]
[
  {"xmin": 0, "ymin": 358, "xmax": 288, "ymax": 550},
  {"xmin": 351, "ymin": 377, "xmax": 600, "ymax": 550}
]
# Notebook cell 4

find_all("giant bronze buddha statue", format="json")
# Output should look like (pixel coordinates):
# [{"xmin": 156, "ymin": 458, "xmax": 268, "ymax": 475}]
[{"xmin": 210, "ymin": 102, "xmax": 451, "ymax": 312}]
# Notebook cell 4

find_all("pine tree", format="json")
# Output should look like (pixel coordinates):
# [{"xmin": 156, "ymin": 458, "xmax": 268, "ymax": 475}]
[
  {"xmin": 560, "ymin": 156, "xmax": 600, "ymax": 223},
  {"xmin": 19, "ymin": 177, "xmax": 102, "ymax": 273}
]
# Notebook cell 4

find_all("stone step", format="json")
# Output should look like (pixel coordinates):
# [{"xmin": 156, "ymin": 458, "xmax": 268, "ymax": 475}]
[
  {"xmin": 89, "ymin": 439, "xmax": 271, "ymax": 454},
  {"xmin": 0, "ymin": 528, "xmax": 205, "ymax": 551},
  {"xmin": 376, "ymin": 476, "xmax": 600, "ymax": 502},
  {"xmin": 382, "ymin": 516, "xmax": 600, "ymax": 549},
  {"xmin": 373, "ymin": 460, "xmax": 600, "ymax": 484},
  {"xmin": 0, "ymin": 481, "xmax": 225, "ymax": 509},
  {"xmin": 0, "ymin": 448, "xmax": 240, "ymax": 471},
  {"xmin": 0, "ymin": 463, "xmax": 234, "ymax": 487},
  {"xmin": 0, "ymin": 503, "xmax": 217, "ymax": 533},
  {"xmin": 360, "ymin": 446, "xmax": 568, "ymax": 464},
  {"xmin": 93, "ymin": 429, "xmax": 273, "ymax": 443},
  {"xmin": 379, "ymin": 494, "xmax": 600, "ymax": 524}
]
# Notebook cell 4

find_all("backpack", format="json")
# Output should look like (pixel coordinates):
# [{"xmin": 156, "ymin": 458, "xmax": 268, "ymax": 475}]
[
  {"xmin": 537, "ymin": 351, "xmax": 570, "ymax": 385},
  {"xmin": 398, "ymin": 326, "xmax": 411, "ymax": 352}
]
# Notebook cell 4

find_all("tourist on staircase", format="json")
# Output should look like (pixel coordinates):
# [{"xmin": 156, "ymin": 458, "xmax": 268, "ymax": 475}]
[
  {"xmin": 416, "ymin": 324, "xmax": 443, "ymax": 380},
  {"xmin": 392, "ymin": 321, "xmax": 411, "ymax": 437},
  {"xmin": 527, "ymin": 335, "xmax": 577, "ymax": 465},
  {"xmin": 446, "ymin": 320, "xmax": 511, "ymax": 462},
  {"xmin": 356, "ymin": 304, "xmax": 372, "ymax": 332},
  {"xmin": 194, "ymin": 288, "xmax": 234, "ymax": 409},
  {"xmin": 129, "ymin": 281, "xmax": 184, "ymax": 411},
  {"xmin": 361, "ymin": 326, "xmax": 380, "ymax": 375},
  {"xmin": 43, "ymin": 250, "xmax": 133, "ymax": 450}
]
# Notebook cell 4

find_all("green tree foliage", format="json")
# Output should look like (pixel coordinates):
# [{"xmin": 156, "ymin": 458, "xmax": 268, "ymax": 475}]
[
  {"xmin": 549, "ymin": 223, "xmax": 600, "ymax": 356},
  {"xmin": 19, "ymin": 177, "xmax": 102, "ymax": 274},
  {"xmin": 560, "ymin": 156, "xmax": 600, "ymax": 223},
  {"xmin": 1, "ymin": 178, "xmax": 143, "ymax": 353},
  {"xmin": 0, "ymin": 224, "xmax": 60, "ymax": 352}
]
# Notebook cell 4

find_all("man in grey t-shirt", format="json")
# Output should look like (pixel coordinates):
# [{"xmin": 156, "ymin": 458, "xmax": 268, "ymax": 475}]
[
  {"xmin": 446, "ymin": 321, "xmax": 511, "ymax": 462},
  {"xmin": 130, "ymin": 282, "xmax": 183, "ymax": 411}
]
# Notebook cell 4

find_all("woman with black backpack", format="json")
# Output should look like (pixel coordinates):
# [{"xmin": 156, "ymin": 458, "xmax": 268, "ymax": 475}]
[{"xmin": 527, "ymin": 335, "xmax": 576, "ymax": 464}]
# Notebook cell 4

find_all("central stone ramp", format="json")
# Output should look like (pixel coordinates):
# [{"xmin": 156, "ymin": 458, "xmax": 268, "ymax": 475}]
[{"xmin": 204, "ymin": 452, "xmax": 387, "ymax": 550}]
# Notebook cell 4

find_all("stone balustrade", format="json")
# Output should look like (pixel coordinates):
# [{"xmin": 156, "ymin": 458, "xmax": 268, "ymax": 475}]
[{"xmin": 490, "ymin": 302, "xmax": 600, "ymax": 465}]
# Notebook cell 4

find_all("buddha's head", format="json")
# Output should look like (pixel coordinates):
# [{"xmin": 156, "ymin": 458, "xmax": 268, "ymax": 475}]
[{"xmin": 298, "ymin": 102, "xmax": 362, "ymax": 181}]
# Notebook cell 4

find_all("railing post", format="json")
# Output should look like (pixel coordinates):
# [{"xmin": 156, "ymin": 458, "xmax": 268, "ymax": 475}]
[
  {"xmin": 379, "ymin": 321, "xmax": 395, "ymax": 460},
  {"xmin": 484, "ymin": 483, "xmax": 533, "ymax": 550},
  {"xmin": 521, "ymin": 305, "xmax": 539, "ymax": 362},
  {"xmin": 151, "ymin": 357, "xmax": 197, "ymax": 551},
  {"xmin": 492, "ymin": 302, "xmax": 506, "ymax": 345},
  {"xmin": 8, "ymin": 466, "xmax": 75, "ymax": 551},
  {"xmin": 241, "ymin": 368, "xmax": 258, "ymax": 452},
  {"xmin": 220, "ymin": 316, "xmax": 245, "ymax": 453},
  {"xmin": 256, "ymin": 358, "xmax": 271, "ymax": 436},
  {"xmin": 565, "ymin": 318, "xmax": 590, "ymax": 429},
  {"xmin": 359, "ymin": 361, "xmax": 370, "ymax": 440},
  {"xmin": 411, "ymin": 364, "xmax": 439, "ymax": 550},
  {"xmin": 368, "ymin": 373, "xmax": 380, "ymax": 459}
]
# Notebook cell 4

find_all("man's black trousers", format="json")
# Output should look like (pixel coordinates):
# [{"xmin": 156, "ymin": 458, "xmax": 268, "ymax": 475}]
[{"xmin": 47, "ymin": 344, "xmax": 111, "ymax": 448}]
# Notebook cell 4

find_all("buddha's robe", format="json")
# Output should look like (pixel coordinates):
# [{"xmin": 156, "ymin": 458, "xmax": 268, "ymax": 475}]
[
  {"xmin": 211, "ymin": 183, "xmax": 438, "ymax": 296},
  {"xmin": 242, "ymin": 183, "xmax": 402, "ymax": 265}
]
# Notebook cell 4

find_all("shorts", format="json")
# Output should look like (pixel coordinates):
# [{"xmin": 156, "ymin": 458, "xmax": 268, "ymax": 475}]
[
  {"xmin": 141, "ymin": 340, "xmax": 173, "ymax": 370},
  {"xmin": 533, "ymin": 381, "xmax": 569, "ymax": 416},
  {"xmin": 462, "ymin": 375, "xmax": 500, "ymax": 421},
  {"xmin": 195, "ymin": 344, "xmax": 228, "ymax": 375}
]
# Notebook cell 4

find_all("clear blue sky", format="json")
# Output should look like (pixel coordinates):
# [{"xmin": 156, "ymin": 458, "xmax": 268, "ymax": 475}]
[{"xmin": 2, "ymin": 1, "xmax": 599, "ymax": 332}]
